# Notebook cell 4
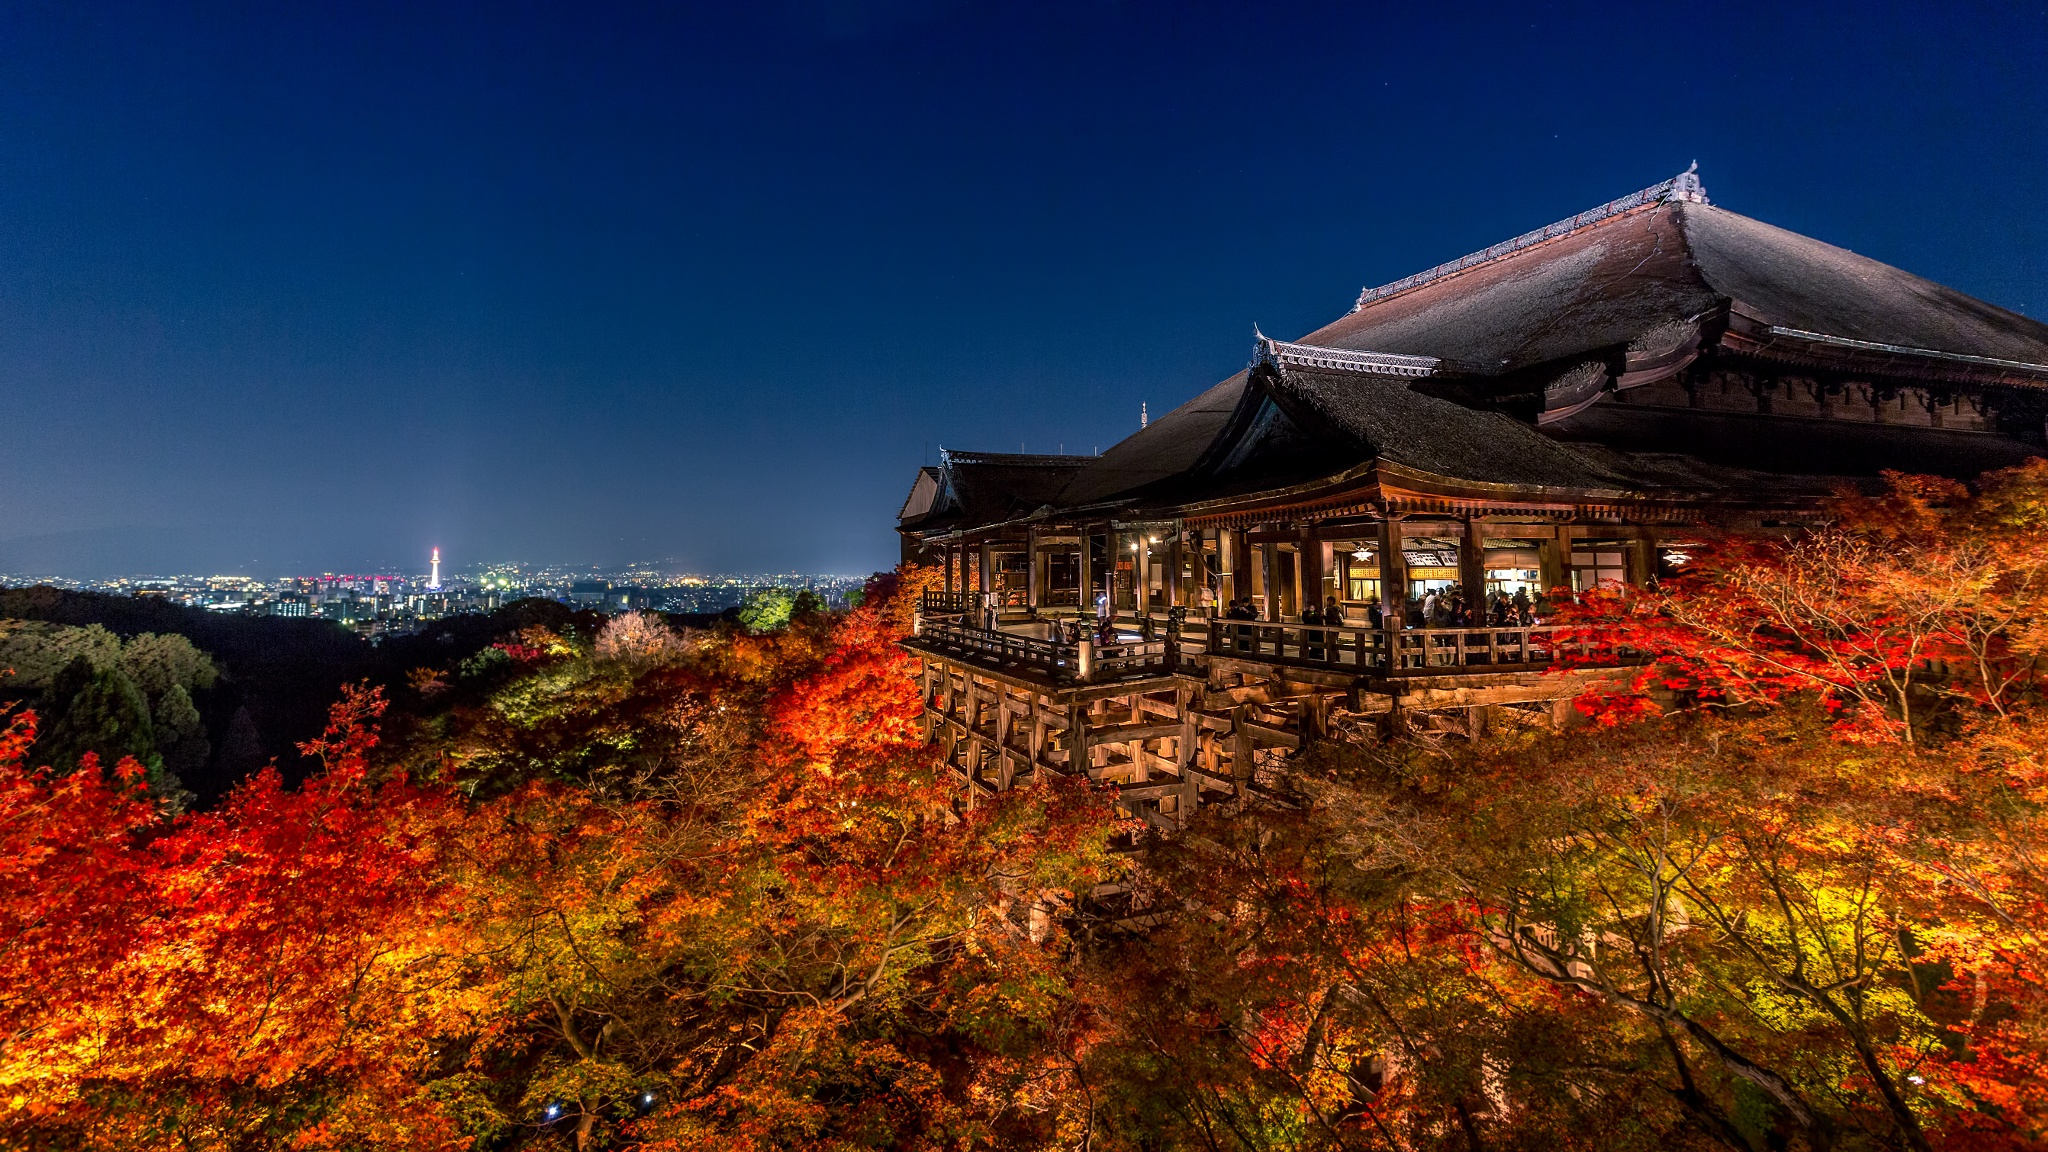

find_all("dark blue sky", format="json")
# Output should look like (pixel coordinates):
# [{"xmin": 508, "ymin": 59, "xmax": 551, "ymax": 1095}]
[{"xmin": 2, "ymin": 1, "xmax": 2043, "ymax": 577}]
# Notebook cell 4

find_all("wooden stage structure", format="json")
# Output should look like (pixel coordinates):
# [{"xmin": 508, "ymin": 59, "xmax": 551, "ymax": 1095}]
[{"xmin": 897, "ymin": 166, "xmax": 2048, "ymax": 825}]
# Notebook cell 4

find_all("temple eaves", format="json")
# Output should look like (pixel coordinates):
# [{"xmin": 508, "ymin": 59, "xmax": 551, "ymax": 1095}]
[
  {"xmin": 1349, "ymin": 163, "xmax": 1711, "ymax": 314},
  {"xmin": 1253, "ymin": 327, "xmax": 1439, "ymax": 378}
]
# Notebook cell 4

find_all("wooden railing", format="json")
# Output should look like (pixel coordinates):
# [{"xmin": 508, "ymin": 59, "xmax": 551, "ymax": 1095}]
[
  {"xmin": 913, "ymin": 621, "xmax": 1171, "ymax": 683},
  {"xmin": 915, "ymin": 614, "xmax": 1628, "ymax": 681},
  {"xmin": 921, "ymin": 590, "xmax": 980, "ymax": 617},
  {"xmin": 920, "ymin": 619, "xmax": 1073, "ymax": 667},
  {"xmin": 1204, "ymin": 620, "xmax": 1388, "ymax": 669},
  {"xmin": 1094, "ymin": 638, "xmax": 1172, "ymax": 678},
  {"xmin": 1206, "ymin": 620, "xmax": 1623, "ymax": 672}
]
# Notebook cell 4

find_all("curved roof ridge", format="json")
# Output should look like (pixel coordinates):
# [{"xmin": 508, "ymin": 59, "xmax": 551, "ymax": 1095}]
[
  {"xmin": 1349, "ymin": 164, "xmax": 1710, "ymax": 314},
  {"xmin": 1252, "ymin": 328, "xmax": 1440, "ymax": 377},
  {"xmin": 938, "ymin": 448, "xmax": 1096, "ymax": 466}
]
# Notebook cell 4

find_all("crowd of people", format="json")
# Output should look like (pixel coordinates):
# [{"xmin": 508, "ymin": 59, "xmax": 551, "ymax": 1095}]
[
  {"xmin": 1045, "ymin": 585, "xmax": 1546, "ymax": 651},
  {"xmin": 1217, "ymin": 585, "xmax": 1541, "ymax": 630}
]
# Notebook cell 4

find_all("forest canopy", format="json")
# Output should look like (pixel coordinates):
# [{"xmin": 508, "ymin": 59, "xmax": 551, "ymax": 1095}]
[{"xmin": 2, "ymin": 466, "xmax": 2046, "ymax": 1151}]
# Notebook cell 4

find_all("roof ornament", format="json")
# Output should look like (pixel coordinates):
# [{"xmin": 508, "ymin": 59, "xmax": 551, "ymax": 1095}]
[
  {"xmin": 1350, "ymin": 163, "xmax": 1712, "ymax": 313},
  {"xmin": 1667, "ymin": 160, "xmax": 1709, "ymax": 205},
  {"xmin": 1141, "ymin": 402, "xmax": 1149, "ymax": 429},
  {"xmin": 1253, "ymin": 332, "xmax": 1440, "ymax": 378}
]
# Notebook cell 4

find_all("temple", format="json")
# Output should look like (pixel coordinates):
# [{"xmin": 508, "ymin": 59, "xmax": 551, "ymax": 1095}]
[{"xmin": 897, "ymin": 166, "xmax": 2048, "ymax": 828}]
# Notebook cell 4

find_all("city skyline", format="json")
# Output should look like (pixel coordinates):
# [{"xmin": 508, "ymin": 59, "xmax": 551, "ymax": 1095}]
[{"xmin": 3, "ymin": 3, "xmax": 2043, "ymax": 577}]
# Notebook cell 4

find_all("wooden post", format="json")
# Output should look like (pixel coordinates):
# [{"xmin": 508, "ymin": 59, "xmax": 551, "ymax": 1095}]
[
  {"xmin": 1538, "ymin": 530, "xmax": 1568, "ymax": 598},
  {"xmin": 1176, "ymin": 683, "xmax": 1199, "ymax": 824},
  {"xmin": 919, "ymin": 661, "xmax": 935, "ymax": 739},
  {"xmin": 962, "ymin": 674, "xmax": 980, "ymax": 806},
  {"xmin": 1026, "ymin": 526, "xmax": 1041, "ymax": 615},
  {"xmin": 1230, "ymin": 705, "xmax": 1253, "ymax": 799},
  {"xmin": 1460, "ymin": 518, "xmax": 1488, "ymax": 604},
  {"xmin": 1298, "ymin": 525, "xmax": 1322, "ymax": 617},
  {"xmin": 995, "ymin": 687, "xmax": 1013, "ymax": 790},
  {"xmin": 1067, "ymin": 701, "xmax": 1091, "ymax": 781},
  {"xmin": 978, "ymin": 542, "xmax": 993, "ymax": 601},
  {"xmin": 1253, "ymin": 537, "xmax": 1269, "ymax": 619},
  {"xmin": 1136, "ymin": 534, "xmax": 1152, "ymax": 616},
  {"xmin": 1077, "ymin": 526, "xmax": 1094, "ymax": 618},
  {"xmin": 1029, "ymin": 708, "xmax": 1047, "ymax": 785},
  {"xmin": 1378, "ymin": 517, "xmax": 1408, "ymax": 638},
  {"xmin": 1166, "ymin": 529, "xmax": 1183, "ymax": 608},
  {"xmin": 1191, "ymin": 529, "xmax": 1212, "ymax": 612},
  {"xmin": 1230, "ymin": 528, "xmax": 1252, "ymax": 609},
  {"xmin": 1630, "ymin": 527, "xmax": 1657, "ymax": 589}
]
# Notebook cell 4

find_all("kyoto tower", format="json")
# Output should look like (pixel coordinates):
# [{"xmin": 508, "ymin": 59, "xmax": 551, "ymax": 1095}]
[{"xmin": 428, "ymin": 547, "xmax": 442, "ymax": 591}]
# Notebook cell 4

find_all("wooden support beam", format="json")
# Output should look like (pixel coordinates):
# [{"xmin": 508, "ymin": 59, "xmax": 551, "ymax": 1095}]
[
  {"xmin": 1166, "ymin": 530, "xmax": 1183, "ymax": 608},
  {"xmin": 1077, "ymin": 526, "xmax": 1095, "ymax": 620},
  {"xmin": 1228, "ymin": 527, "xmax": 1251, "ymax": 608},
  {"xmin": 1231, "ymin": 705, "xmax": 1253, "ymax": 798},
  {"xmin": 1242, "ymin": 720, "xmax": 1300, "ymax": 748},
  {"xmin": 1115, "ymin": 780, "xmax": 1189, "ymax": 802},
  {"xmin": 1136, "ymin": 534, "xmax": 1152, "ymax": 616},
  {"xmin": 1377, "ymin": 518, "xmax": 1407, "ymax": 627},
  {"xmin": 1068, "ymin": 701, "xmax": 1091, "ymax": 784},
  {"xmin": 1086, "ymin": 720, "xmax": 1184, "ymax": 744},
  {"xmin": 1026, "ymin": 525, "xmax": 1041, "ymax": 614},
  {"xmin": 1261, "ymin": 539, "xmax": 1282, "ymax": 621},
  {"xmin": 1460, "ymin": 517, "xmax": 1487, "ymax": 600}
]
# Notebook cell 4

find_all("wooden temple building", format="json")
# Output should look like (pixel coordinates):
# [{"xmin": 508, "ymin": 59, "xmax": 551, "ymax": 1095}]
[{"xmin": 897, "ymin": 166, "xmax": 2048, "ymax": 828}]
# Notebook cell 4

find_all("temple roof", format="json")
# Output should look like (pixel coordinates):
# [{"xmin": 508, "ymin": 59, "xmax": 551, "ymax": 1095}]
[
  {"xmin": 1302, "ymin": 169, "xmax": 2048, "ymax": 377},
  {"xmin": 1165, "ymin": 340, "xmax": 1859, "ymax": 504},
  {"xmin": 901, "ymin": 168, "xmax": 2048, "ymax": 536},
  {"xmin": 1265, "ymin": 362, "xmax": 1608, "ymax": 489},
  {"xmin": 1052, "ymin": 371, "xmax": 1249, "ymax": 507},
  {"xmin": 899, "ymin": 450, "xmax": 1093, "ymax": 533}
]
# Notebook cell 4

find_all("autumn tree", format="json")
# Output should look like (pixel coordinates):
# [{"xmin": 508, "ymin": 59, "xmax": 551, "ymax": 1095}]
[{"xmin": 1, "ymin": 564, "xmax": 1132, "ymax": 1151}]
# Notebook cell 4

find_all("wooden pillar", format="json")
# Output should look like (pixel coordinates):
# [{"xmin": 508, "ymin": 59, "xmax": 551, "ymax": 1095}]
[
  {"xmin": 1067, "ymin": 701, "xmax": 1091, "ymax": 780},
  {"xmin": 962, "ymin": 674, "xmax": 980, "ymax": 805},
  {"xmin": 919, "ymin": 660, "xmax": 935, "ymax": 739},
  {"xmin": 1191, "ymin": 529, "xmax": 1212, "ymax": 611},
  {"xmin": 1166, "ymin": 529, "xmax": 1184, "ymax": 608},
  {"xmin": 995, "ymin": 689, "xmax": 1014, "ymax": 790},
  {"xmin": 1136, "ymin": 534, "xmax": 1152, "ymax": 616},
  {"xmin": 978, "ymin": 542, "xmax": 993, "ymax": 601},
  {"xmin": 1630, "ymin": 526, "xmax": 1657, "ymax": 588},
  {"xmin": 1229, "ymin": 527, "xmax": 1252, "ymax": 606},
  {"xmin": 1026, "ymin": 526, "xmax": 1041, "ymax": 615},
  {"xmin": 1262, "ymin": 538, "xmax": 1282, "ymax": 621},
  {"xmin": 1029, "ymin": 707, "xmax": 1047, "ymax": 785},
  {"xmin": 1077, "ymin": 526, "xmax": 1094, "ymax": 618},
  {"xmin": 1460, "ymin": 518, "xmax": 1488, "ymax": 603},
  {"xmin": 1230, "ymin": 705, "xmax": 1253, "ymax": 798},
  {"xmin": 1176, "ymin": 683, "xmax": 1199, "ymax": 824},
  {"xmin": 1298, "ymin": 525, "xmax": 1323, "ymax": 616},
  {"xmin": 1540, "ymin": 528, "xmax": 1570, "ymax": 597},
  {"xmin": 1377, "ymin": 518, "xmax": 1407, "ymax": 628}
]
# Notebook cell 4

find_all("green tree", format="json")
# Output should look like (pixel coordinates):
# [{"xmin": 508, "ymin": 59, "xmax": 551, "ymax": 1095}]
[
  {"xmin": 36, "ymin": 659, "xmax": 190, "ymax": 808},
  {"xmin": 153, "ymin": 682, "xmax": 211, "ymax": 783},
  {"xmin": 0, "ymin": 621, "xmax": 123, "ymax": 692},
  {"xmin": 736, "ymin": 587, "xmax": 797, "ymax": 633},
  {"xmin": 121, "ymin": 632, "xmax": 219, "ymax": 700}
]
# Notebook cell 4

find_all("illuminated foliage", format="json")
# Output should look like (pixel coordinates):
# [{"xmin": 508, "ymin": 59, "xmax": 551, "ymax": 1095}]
[
  {"xmin": 5, "ymin": 467, "xmax": 2045, "ymax": 1152},
  {"xmin": 0, "ymin": 564, "xmax": 1126, "ymax": 1150}
]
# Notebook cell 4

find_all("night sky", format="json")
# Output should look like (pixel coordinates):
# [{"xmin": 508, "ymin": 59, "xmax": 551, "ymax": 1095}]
[{"xmin": 3, "ymin": 1, "xmax": 2043, "ymax": 578}]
